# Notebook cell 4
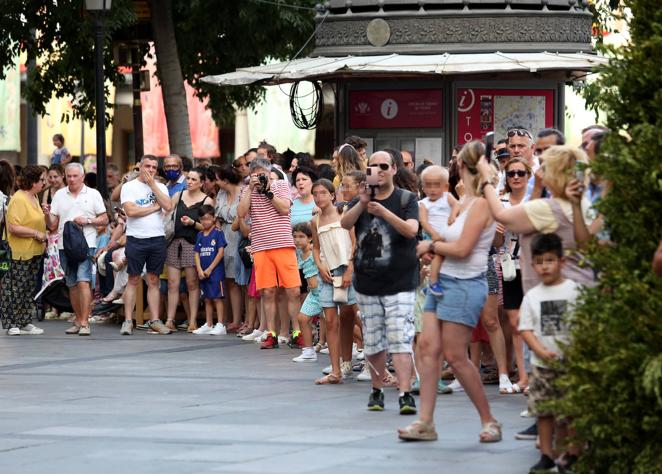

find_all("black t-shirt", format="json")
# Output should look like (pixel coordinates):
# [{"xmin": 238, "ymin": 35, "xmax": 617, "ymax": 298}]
[{"xmin": 349, "ymin": 188, "xmax": 419, "ymax": 296}]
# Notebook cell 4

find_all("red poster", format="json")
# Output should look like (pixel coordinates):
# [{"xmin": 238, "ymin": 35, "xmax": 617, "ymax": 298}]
[
  {"xmin": 349, "ymin": 90, "xmax": 443, "ymax": 129},
  {"xmin": 456, "ymin": 88, "xmax": 555, "ymax": 145}
]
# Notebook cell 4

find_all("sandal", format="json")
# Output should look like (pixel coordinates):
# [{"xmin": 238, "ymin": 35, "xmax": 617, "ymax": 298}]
[
  {"xmin": 314, "ymin": 373, "xmax": 343, "ymax": 385},
  {"xmin": 398, "ymin": 419, "xmax": 438, "ymax": 441},
  {"xmin": 165, "ymin": 320, "xmax": 178, "ymax": 332},
  {"xmin": 187, "ymin": 324, "xmax": 198, "ymax": 333},
  {"xmin": 479, "ymin": 421, "xmax": 503, "ymax": 443},
  {"xmin": 510, "ymin": 383, "xmax": 526, "ymax": 394}
]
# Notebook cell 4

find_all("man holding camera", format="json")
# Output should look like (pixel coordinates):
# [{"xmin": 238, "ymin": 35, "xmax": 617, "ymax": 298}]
[
  {"xmin": 341, "ymin": 151, "xmax": 419, "ymax": 414},
  {"xmin": 238, "ymin": 158, "xmax": 301, "ymax": 349}
]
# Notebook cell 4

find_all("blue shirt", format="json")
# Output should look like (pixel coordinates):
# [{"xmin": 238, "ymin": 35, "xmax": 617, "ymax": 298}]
[
  {"xmin": 167, "ymin": 175, "xmax": 187, "ymax": 197},
  {"xmin": 291, "ymin": 199, "xmax": 315, "ymax": 226},
  {"xmin": 194, "ymin": 229, "xmax": 228, "ymax": 280},
  {"xmin": 51, "ymin": 147, "xmax": 69, "ymax": 165}
]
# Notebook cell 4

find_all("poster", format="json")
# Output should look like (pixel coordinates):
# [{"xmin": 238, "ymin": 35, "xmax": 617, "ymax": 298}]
[
  {"xmin": 349, "ymin": 90, "xmax": 443, "ymax": 129},
  {"xmin": 456, "ymin": 88, "xmax": 555, "ymax": 145}
]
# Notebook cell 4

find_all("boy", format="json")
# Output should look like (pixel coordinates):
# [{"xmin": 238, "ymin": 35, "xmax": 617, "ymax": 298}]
[
  {"xmin": 418, "ymin": 166, "xmax": 458, "ymax": 295},
  {"xmin": 193, "ymin": 205, "xmax": 228, "ymax": 335},
  {"xmin": 519, "ymin": 233, "xmax": 580, "ymax": 473}
]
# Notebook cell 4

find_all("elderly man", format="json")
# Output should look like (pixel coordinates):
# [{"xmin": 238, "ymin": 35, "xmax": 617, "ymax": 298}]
[
  {"xmin": 506, "ymin": 126, "xmax": 539, "ymax": 198},
  {"xmin": 237, "ymin": 157, "xmax": 301, "ymax": 349},
  {"xmin": 46, "ymin": 163, "xmax": 108, "ymax": 335},
  {"xmin": 341, "ymin": 151, "xmax": 419, "ymax": 415},
  {"xmin": 163, "ymin": 154, "xmax": 187, "ymax": 197},
  {"xmin": 401, "ymin": 150, "xmax": 415, "ymax": 170},
  {"xmin": 120, "ymin": 155, "xmax": 173, "ymax": 335}
]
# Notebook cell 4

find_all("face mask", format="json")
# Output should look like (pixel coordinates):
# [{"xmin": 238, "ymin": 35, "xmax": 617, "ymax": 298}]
[{"xmin": 165, "ymin": 169, "xmax": 181, "ymax": 181}]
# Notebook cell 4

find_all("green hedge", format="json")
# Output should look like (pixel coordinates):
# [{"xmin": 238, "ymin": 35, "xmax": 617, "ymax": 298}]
[{"xmin": 555, "ymin": 1, "xmax": 662, "ymax": 472}]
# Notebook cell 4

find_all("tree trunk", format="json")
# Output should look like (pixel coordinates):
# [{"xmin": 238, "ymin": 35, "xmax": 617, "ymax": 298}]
[{"xmin": 149, "ymin": 0, "xmax": 192, "ymax": 158}]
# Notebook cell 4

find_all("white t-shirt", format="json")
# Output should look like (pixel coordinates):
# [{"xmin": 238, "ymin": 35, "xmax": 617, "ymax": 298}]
[
  {"xmin": 121, "ymin": 179, "xmax": 169, "ymax": 238},
  {"xmin": 518, "ymin": 278, "xmax": 580, "ymax": 368},
  {"xmin": 50, "ymin": 185, "xmax": 106, "ymax": 250},
  {"xmin": 420, "ymin": 193, "xmax": 452, "ymax": 236}
]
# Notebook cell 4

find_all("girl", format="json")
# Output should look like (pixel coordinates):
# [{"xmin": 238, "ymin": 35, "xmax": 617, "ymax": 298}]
[
  {"xmin": 310, "ymin": 179, "xmax": 356, "ymax": 385},
  {"xmin": 292, "ymin": 222, "xmax": 321, "ymax": 362},
  {"xmin": 193, "ymin": 205, "xmax": 228, "ymax": 335},
  {"xmin": 50, "ymin": 134, "xmax": 71, "ymax": 166}
]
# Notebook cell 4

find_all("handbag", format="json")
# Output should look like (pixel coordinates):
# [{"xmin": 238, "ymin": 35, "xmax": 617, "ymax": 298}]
[
  {"xmin": 499, "ymin": 253, "xmax": 517, "ymax": 282},
  {"xmin": 238, "ymin": 237, "xmax": 253, "ymax": 269},
  {"xmin": 0, "ymin": 207, "xmax": 10, "ymax": 279},
  {"xmin": 332, "ymin": 275, "xmax": 348, "ymax": 304},
  {"xmin": 164, "ymin": 192, "xmax": 182, "ymax": 244}
]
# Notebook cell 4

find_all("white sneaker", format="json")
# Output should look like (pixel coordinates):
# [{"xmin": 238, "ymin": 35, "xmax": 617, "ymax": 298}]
[
  {"xmin": 356, "ymin": 349, "xmax": 365, "ymax": 361},
  {"xmin": 520, "ymin": 409, "xmax": 534, "ymax": 418},
  {"xmin": 44, "ymin": 311, "xmax": 58, "ymax": 320},
  {"xmin": 193, "ymin": 323, "xmax": 212, "ymax": 335},
  {"xmin": 448, "ymin": 379, "xmax": 464, "ymax": 392},
  {"xmin": 277, "ymin": 335, "xmax": 289, "ymax": 345},
  {"xmin": 20, "ymin": 324, "xmax": 44, "ymax": 335},
  {"xmin": 341, "ymin": 361, "xmax": 353, "ymax": 379},
  {"xmin": 292, "ymin": 349, "xmax": 317, "ymax": 363},
  {"xmin": 7, "ymin": 327, "xmax": 20, "ymax": 336},
  {"xmin": 320, "ymin": 347, "xmax": 329, "ymax": 355},
  {"xmin": 322, "ymin": 364, "xmax": 332, "ymax": 375},
  {"xmin": 357, "ymin": 364, "xmax": 372, "ymax": 381},
  {"xmin": 209, "ymin": 323, "xmax": 227, "ymax": 335},
  {"xmin": 499, "ymin": 374, "xmax": 515, "ymax": 394},
  {"xmin": 242, "ymin": 329, "xmax": 263, "ymax": 341},
  {"xmin": 254, "ymin": 331, "xmax": 269, "ymax": 343}
]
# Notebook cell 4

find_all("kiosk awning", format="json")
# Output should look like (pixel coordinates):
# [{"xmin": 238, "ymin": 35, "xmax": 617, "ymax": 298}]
[{"xmin": 201, "ymin": 52, "xmax": 607, "ymax": 87}]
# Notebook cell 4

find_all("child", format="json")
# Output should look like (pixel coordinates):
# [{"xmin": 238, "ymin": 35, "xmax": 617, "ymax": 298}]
[
  {"xmin": 519, "ymin": 233, "xmax": 580, "ymax": 473},
  {"xmin": 193, "ymin": 205, "xmax": 228, "ymax": 335},
  {"xmin": 292, "ymin": 222, "xmax": 322, "ymax": 362},
  {"xmin": 50, "ymin": 134, "xmax": 71, "ymax": 165},
  {"xmin": 418, "ymin": 166, "xmax": 458, "ymax": 295},
  {"xmin": 310, "ymin": 179, "xmax": 356, "ymax": 384}
]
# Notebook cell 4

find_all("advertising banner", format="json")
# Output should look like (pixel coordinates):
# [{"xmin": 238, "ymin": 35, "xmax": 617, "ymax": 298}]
[{"xmin": 349, "ymin": 90, "xmax": 443, "ymax": 129}]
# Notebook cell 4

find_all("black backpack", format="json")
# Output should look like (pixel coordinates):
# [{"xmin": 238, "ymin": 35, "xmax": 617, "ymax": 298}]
[{"xmin": 63, "ymin": 221, "xmax": 89, "ymax": 263}]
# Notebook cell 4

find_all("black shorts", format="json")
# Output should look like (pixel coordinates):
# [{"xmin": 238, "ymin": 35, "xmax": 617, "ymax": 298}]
[
  {"xmin": 126, "ymin": 236, "xmax": 167, "ymax": 276},
  {"xmin": 502, "ymin": 270, "xmax": 524, "ymax": 310}
]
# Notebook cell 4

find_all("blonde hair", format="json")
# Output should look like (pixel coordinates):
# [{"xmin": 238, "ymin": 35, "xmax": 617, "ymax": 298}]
[
  {"xmin": 541, "ymin": 146, "xmax": 589, "ymax": 198},
  {"xmin": 420, "ymin": 165, "xmax": 449, "ymax": 183},
  {"xmin": 457, "ymin": 140, "xmax": 486, "ymax": 195},
  {"xmin": 504, "ymin": 157, "xmax": 532, "ymax": 193}
]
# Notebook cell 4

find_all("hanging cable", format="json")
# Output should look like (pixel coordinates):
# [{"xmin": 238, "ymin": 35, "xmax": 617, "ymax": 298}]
[{"xmin": 289, "ymin": 80, "xmax": 323, "ymax": 130}]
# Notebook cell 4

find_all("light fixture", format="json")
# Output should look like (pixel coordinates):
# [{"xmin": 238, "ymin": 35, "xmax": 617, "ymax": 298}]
[{"xmin": 84, "ymin": 0, "xmax": 112, "ymax": 12}]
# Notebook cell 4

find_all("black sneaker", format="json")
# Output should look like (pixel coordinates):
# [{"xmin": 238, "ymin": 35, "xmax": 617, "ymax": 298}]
[
  {"xmin": 398, "ymin": 392, "xmax": 417, "ymax": 415},
  {"xmin": 367, "ymin": 389, "xmax": 384, "ymax": 411},
  {"xmin": 557, "ymin": 453, "xmax": 578, "ymax": 473},
  {"xmin": 529, "ymin": 454, "xmax": 556, "ymax": 473},
  {"xmin": 515, "ymin": 422, "xmax": 538, "ymax": 440}
]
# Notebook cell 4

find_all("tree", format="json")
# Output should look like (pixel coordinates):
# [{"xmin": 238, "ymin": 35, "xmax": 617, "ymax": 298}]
[{"xmin": 556, "ymin": 1, "xmax": 662, "ymax": 472}]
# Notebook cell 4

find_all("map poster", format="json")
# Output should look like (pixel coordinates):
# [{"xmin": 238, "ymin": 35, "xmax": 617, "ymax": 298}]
[{"xmin": 456, "ymin": 88, "xmax": 555, "ymax": 146}]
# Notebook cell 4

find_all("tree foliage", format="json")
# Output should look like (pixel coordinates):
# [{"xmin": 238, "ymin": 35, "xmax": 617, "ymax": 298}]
[{"xmin": 555, "ymin": 1, "xmax": 662, "ymax": 472}]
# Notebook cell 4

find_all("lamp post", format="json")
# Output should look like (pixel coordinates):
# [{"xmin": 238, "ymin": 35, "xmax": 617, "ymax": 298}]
[{"xmin": 85, "ymin": 0, "xmax": 112, "ymax": 198}]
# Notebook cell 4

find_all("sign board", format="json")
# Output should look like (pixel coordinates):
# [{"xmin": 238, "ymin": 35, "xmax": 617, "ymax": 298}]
[
  {"xmin": 349, "ymin": 90, "xmax": 443, "ymax": 129},
  {"xmin": 456, "ymin": 88, "xmax": 555, "ymax": 145}
]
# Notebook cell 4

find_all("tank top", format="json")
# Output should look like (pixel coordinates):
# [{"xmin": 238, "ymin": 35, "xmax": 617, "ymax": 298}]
[
  {"xmin": 441, "ymin": 199, "xmax": 497, "ymax": 279},
  {"xmin": 420, "ymin": 192, "xmax": 451, "ymax": 235},
  {"xmin": 499, "ymin": 193, "xmax": 529, "ymax": 270},
  {"xmin": 174, "ymin": 193, "xmax": 208, "ymax": 244},
  {"xmin": 316, "ymin": 215, "xmax": 353, "ymax": 271},
  {"xmin": 520, "ymin": 198, "xmax": 594, "ymax": 293}
]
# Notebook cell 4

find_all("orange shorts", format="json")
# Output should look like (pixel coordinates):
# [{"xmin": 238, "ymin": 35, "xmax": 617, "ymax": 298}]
[{"xmin": 253, "ymin": 247, "xmax": 301, "ymax": 290}]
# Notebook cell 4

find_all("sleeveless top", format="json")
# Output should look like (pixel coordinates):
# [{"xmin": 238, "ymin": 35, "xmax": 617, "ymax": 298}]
[
  {"xmin": 500, "ymin": 193, "xmax": 529, "ymax": 270},
  {"xmin": 441, "ymin": 199, "xmax": 497, "ymax": 279},
  {"xmin": 316, "ymin": 215, "xmax": 353, "ymax": 271},
  {"xmin": 420, "ymin": 193, "xmax": 452, "ymax": 236},
  {"xmin": 520, "ymin": 198, "xmax": 594, "ymax": 293},
  {"xmin": 174, "ymin": 193, "xmax": 208, "ymax": 244}
]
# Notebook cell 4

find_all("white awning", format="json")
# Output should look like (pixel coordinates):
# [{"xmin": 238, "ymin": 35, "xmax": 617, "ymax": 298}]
[{"xmin": 201, "ymin": 52, "xmax": 607, "ymax": 86}]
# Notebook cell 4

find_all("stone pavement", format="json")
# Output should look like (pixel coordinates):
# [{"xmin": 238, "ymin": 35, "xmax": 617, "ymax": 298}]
[{"xmin": 0, "ymin": 321, "xmax": 538, "ymax": 473}]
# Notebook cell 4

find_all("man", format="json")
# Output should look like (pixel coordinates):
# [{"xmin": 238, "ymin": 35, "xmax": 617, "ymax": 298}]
[
  {"xmin": 106, "ymin": 163, "xmax": 121, "ymax": 193},
  {"xmin": 401, "ymin": 150, "xmax": 415, "ymax": 170},
  {"xmin": 237, "ymin": 158, "xmax": 301, "ymax": 349},
  {"xmin": 535, "ymin": 128, "xmax": 565, "ymax": 156},
  {"xmin": 163, "ymin": 154, "xmax": 187, "ymax": 197},
  {"xmin": 47, "ymin": 163, "xmax": 108, "ymax": 336},
  {"xmin": 345, "ymin": 135, "xmax": 368, "ymax": 162},
  {"xmin": 581, "ymin": 125, "xmax": 610, "ymax": 240},
  {"xmin": 494, "ymin": 139, "xmax": 510, "ymax": 192},
  {"xmin": 506, "ymin": 126, "xmax": 538, "ymax": 198},
  {"xmin": 341, "ymin": 151, "xmax": 419, "ymax": 415},
  {"xmin": 581, "ymin": 125, "xmax": 609, "ymax": 163},
  {"xmin": 244, "ymin": 148, "xmax": 258, "ymax": 163},
  {"xmin": 120, "ymin": 155, "xmax": 172, "ymax": 335},
  {"xmin": 257, "ymin": 141, "xmax": 277, "ymax": 163}
]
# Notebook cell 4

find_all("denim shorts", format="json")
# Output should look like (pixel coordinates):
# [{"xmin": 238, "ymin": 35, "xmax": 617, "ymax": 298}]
[
  {"xmin": 423, "ymin": 273, "xmax": 488, "ymax": 328},
  {"xmin": 318, "ymin": 265, "xmax": 356, "ymax": 308},
  {"xmin": 59, "ymin": 248, "xmax": 96, "ymax": 288}
]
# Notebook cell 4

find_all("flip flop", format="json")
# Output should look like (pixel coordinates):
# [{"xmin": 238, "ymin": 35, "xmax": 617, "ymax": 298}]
[
  {"xmin": 315, "ymin": 373, "xmax": 343, "ymax": 385},
  {"xmin": 398, "ymin": 419, "xmax": 438, "ymax": 441}
]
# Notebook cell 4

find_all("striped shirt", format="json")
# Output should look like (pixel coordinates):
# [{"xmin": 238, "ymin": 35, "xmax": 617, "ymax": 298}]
[{"xmin": 245, "ymin": 179, "xmax": 294, "ymax": 252}]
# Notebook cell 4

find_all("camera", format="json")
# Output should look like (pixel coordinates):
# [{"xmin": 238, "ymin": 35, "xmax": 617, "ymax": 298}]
[
  {"xmin": 256, "ymin": 173, "xmax": 274, "ymax": 199},
  {"xmin": 258, "ymin": 174, "xmax": 268, "ymax": 187}
]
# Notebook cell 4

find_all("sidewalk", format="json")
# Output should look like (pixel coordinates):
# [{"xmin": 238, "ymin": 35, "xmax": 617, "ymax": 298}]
[{"xmin": 0, "ymin": 321, "xmax": 538, "ymax": 473}]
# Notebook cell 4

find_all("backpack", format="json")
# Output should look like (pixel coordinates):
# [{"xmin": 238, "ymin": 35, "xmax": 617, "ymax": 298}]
[{"xmin": 63, "ymin": 221, "xmax": 89, "ymax": 263}]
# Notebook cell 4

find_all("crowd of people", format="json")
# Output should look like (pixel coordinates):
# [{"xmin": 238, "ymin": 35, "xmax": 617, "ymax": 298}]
[{"xmin": 0, "ymin": 127, "xmax": 613, "ymax": 473}]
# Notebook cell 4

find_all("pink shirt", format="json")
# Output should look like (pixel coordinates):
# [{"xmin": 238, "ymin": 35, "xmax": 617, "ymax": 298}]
[{"xmin": 245, "ymin": 179, "xmax": 294, "ymax": 252}]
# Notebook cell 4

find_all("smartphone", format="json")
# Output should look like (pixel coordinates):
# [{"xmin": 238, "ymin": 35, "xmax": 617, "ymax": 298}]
[
  {"xmin": 575, "ymin": 161, "xmax": 588, "ymax": 190},
  {"xmin": 366, "ymin": 166, "xmax": 380, "ymax": 186},
  {"xmin": 484, "ymin": 131, "xmax": 495, "ymax": 163}
]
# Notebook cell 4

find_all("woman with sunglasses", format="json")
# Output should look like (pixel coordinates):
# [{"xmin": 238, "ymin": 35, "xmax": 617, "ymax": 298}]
[{"xmin": 498, "ymin": 157, "xmax": 532, "ymax": 392}]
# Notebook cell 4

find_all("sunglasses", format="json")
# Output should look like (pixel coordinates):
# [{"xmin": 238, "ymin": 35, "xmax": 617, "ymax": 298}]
[
  {"xmin": 507, "ymin": 129, "xmax": 532, "ymax": 139},
  {"xmin": 369, "ymin": 163, "xmax": 390, "ymax": 171},
  {"xmin": 506, "ymin": 170, "xmax": 528, "ymax": 178}
]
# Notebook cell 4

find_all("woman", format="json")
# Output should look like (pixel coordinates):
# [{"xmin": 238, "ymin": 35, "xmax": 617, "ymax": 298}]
[
  {"xmin": 0, "ymin": 159, "xmax": 16, "ymax": 223},
  {"xmin": 332, "ymin": 144, "xmax": 364, "ymax": 189},
  {"xmin": 215, "ymin": 164, "xmax": 244, "ymax": 333},
  {"xmin": 1, "ymin": 165, "xmax": 48, "ymax": 335},
  {"xmin": 164, "ymin": 168, "xmax": 215, "ymax": 333},
  {"xmin": 232, "ymin": 156, "xmax": 249, "ymax": 180},
  {"xmin": 42, "ymin": 164, "xmax": 66, "ymax": 206},
  {"xmin": 497, "ymin": 157, "xmax": 533, "ymax": 392},
  {"xmin": 291, "ymin": 167, "xmax": 318, "ymax": 226},
  {"xmin": 399, "ymin": 141, "xmax": 501, "ymax": 443}
]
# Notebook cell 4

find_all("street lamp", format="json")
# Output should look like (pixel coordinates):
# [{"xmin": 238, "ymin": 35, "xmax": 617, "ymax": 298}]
[{"xmin": 85, "ymin": 0, "xmax": 112, "ymax": 198}]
